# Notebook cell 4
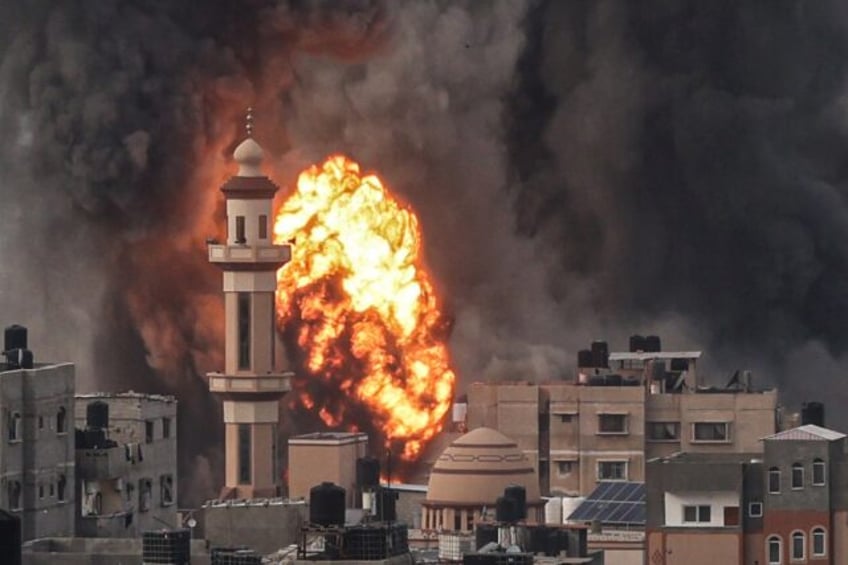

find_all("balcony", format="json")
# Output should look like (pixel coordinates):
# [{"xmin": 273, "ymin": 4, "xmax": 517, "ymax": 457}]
[
  {"xmin": 207, "ymin": 372, "xmax": 292, "ymax": 396},
  {"xmin": 208, "ymin": 244, "xmax": 290, "ymax": 266},
  {"xmin": 76, "ymin": 447, "xmax": 129, "ymax": 479}
]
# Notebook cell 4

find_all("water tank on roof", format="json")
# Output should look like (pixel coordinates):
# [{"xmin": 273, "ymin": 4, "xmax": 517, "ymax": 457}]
[
  {"xmin": 309, "ymin": 482, "xmax": 346, "ymax": 527},
  {"xmin": 142, "ymin": 529, "xmax": 191, "ymax": 565},
  {"xmin": 0, "ymin": 509, "xmax": 21, "ymax": 565},
  {"xmin": 475, "ymin": 523, "xmax": 499, "ymax": 549},
  {"xmin": 590, "ymin": 341, "xmax": 609, "ymax": 368},
  {"xmin": 4, "ymin": 349, "xmax": 33, "ymax": 370},
  {"xmin": 644, "ymin": 335, "xmax": 661, "ymax": 352},
  {"xmin": 495, "ymin": 495, "xmax": 517, "ymax": 523},
  {"xmin": 605, "ymin": 374, "xmax": 623, "ymax": 386},
  {"xmin": 577, "ymin": 349, "xmax": 593, "ymax": 368},
  {"xmin": 375, "ymin": 487, "xmax": 398, "ymax": 522},
  {"xmin": 629, "ymin": 335, "xmax": 645, "ymax": 353},
  {"xmin": 802, "ymin": 402, "xmax": 825, "ymax": 427},
  {"xmin": 3, "ymin": 325, "xmax": 27, "ymax": 353},
  {"xmin": 87, "ymin": 401, "xmax": 110, "ymax": 430},
  {"xmin": 504, "ymin": 485, "xmax": 527, "ymax": 519},
  {"xmin": 356, "ymin": 457, "xmax": 380, "ymax": 489}
]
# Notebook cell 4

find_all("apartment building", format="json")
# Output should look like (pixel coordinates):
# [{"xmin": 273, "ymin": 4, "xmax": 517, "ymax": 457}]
[
  {"xmin": 466, "ymin": 337, "xmax": 778, "ymax": 496},
  {"xmin": 646, "ymin": 424, "xmax": 848, "ymax": 565},
  {"xmin": 74, "ymin": 392, "xmax": 177, "ymax": 537},
  {"xmin": 0, "ymin": 326, "xmax": 75, "ymax": 541}
]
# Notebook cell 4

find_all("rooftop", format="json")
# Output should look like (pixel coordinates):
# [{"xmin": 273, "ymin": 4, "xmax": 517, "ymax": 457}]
[
  {"xmin": 762, "ymin": 424, "xmax": 846, "ymax": 442},
  {"xmin": 648, "ymin": 452, "xmax": 761, "ymax": 465},
  {"xmin": 75, "ymin": 391, "xmax": 177, "ymax": 403},
  {"xmin": 608, "ymin": 351, "xmax": 702, "ymax": 362}
]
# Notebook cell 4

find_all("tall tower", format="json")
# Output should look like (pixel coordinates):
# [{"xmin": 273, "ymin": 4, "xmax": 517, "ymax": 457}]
[{"xmin": 207, "ymin": 112, "xmax": 292, "ymax": 499}]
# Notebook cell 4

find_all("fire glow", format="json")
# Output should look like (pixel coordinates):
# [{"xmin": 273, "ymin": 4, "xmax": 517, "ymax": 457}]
[{"xmin": 273, "ymin": 155, "xmax": 455, "ymax": 461}]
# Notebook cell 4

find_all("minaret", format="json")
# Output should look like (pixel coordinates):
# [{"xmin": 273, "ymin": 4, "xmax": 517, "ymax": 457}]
[{"xmin": 207, "ymin": 109, "xmax": 292, "ymax": 499}]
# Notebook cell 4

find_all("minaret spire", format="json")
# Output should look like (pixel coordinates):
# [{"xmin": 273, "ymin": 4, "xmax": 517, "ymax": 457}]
[{"xmin": 245, "ymin": 106, "xmax": 254, "ymax": 138}]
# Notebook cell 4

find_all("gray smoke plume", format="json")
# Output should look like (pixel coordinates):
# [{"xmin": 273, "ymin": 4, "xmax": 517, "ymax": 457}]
[{"xmin": 3, "ymin": 0, "xmax": 848, "ymax": 505}]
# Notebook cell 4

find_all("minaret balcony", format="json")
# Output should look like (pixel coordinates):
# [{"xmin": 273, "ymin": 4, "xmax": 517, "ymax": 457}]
[
  {"xmin": 207, "ymin": 371, "xmax": 292, "ymax": 398},
  {"xmin": 208, "ymin": 243, "xmax": 291, "ymax": 269}
]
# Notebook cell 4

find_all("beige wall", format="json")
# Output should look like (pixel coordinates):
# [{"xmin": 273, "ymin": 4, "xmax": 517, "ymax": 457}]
[{"xmin": 288, "ymin": 435, "xmax": 368, "ymax": 507}]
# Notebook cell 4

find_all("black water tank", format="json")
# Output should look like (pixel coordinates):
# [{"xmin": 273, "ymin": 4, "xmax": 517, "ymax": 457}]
[
  {"xmin": 628, "ymin": 335, "xmax": 645, "ymax": 353},
  {"xmin": 87, "ymin": 401, "xmax": 110, "ymax": 429},
  {"xmin": 4, "ymin": 349, "xmax": 33, "ymax": 370},
  {"xmin": 644, "ymin": 335, "xmax": 661, "ymax": 352},
  {"xmin": 4, "ymin": 325, "xmax": 26, "ymax": 353},
  {"xmin": 504, "ymin": 485, "xmax": 527, "ymax": 519},
  {"xmin": 495, "ymin": 495, "xmax": 517, "ymax": 523},
  {"xmin": 475, "ymin": 523, "xmax": 498, "ymax": 549},
  {"xmin": 375, "ymin": 487, "xmax": 397, "ymax": 522},
  {"xmin": 356, "ymin": 457, "xmax": 380, "ymax": 488},
  {"xmin": 590, "ymin": 341, "xmax": 609, "ymax": 368},
  {"xmin": 605, "ymin": 374, "xmax": 623, "ymax": 386},
  {"xmin": 0, "ymin": 509, "xmax": 21, "ymax": 565},
  {"xmin": 577, "ymin": 349, "xmax": 593, "ymax": 368},
  {"xmin": 310, "ymin": 482, "xmax": 346, "ymax": 527},
  {"xmin": 142, "ymin": 529, "xmax": 191, "ymax": 564},
  {"xmin": 802, "ymin": 402, "xmax": 825, "ymax": 427}
]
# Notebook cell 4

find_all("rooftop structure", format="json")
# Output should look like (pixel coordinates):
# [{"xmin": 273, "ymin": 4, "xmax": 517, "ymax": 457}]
[{"xmin": 288, "ymin": 432, "xmax": 368, "ymax": 508}]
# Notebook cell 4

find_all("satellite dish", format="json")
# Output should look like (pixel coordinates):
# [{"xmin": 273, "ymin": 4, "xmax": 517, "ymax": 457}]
[{"xmin": 187, "ymin": 518, "xmax": 197, "ymax": 528}]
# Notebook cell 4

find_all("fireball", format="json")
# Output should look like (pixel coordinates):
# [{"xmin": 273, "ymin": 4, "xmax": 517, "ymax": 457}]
[{"xmin": 273, "ymin": 155, "xmax": 455, "ymax": 461}]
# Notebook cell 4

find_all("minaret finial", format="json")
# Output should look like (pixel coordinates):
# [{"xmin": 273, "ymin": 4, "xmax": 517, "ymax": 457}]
[{"xmin": 246, "ymin": 107, "xmax": 254, "ymax": 138}]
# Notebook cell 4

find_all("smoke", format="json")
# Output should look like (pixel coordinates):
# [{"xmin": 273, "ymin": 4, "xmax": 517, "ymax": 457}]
[{"xmin": 3, "ymin": 0, "xmax": 848, "ymax": 504}]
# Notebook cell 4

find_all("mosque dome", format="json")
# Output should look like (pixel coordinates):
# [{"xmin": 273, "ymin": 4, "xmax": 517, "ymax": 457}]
[
  {"xmin": 425, "ymin": 427, "xmax": 542, "ymax": 507},
  {"xmin": 233, "ymin": 137, "xmax": 264, "ymax": 177}
]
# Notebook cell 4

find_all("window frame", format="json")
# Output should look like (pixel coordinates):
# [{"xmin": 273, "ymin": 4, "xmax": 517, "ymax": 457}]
[
  {"xmin": 162, "ymin": 417, "xmax": 171, "ymax": 440},
  {"xmin": 235, "ymin": 215, "xmax": 246, "ymax": 243},
  {"xmin": 790, "ymin": 530, "xmax": 805, "ymax": 561},
  {"xmin": 812, "ymin": 459, "xmax": 826, "ymax": 486},
  {"xmin": 555, "ymin": 460, "xmax": 575, "ymax": 476},
  {"xmin": 57, "ymin": 474, "xmax": 67, "ymax": 502},
  {"xmin": 791, "ymin": 462, "xmax": 804, "ymax": 490},
  {"xmin": 237, "ymin": 292, "xmax": 251, "ymax": 370},
  {"xmin": 646, "ymin": 421, "xmax": 681, "ymax": 442},
  {"xmin": 767, "ymin": 535, "xmax": 782, "ymax": 565},
  {"xmin": 682, "ymin": 504, "xmax": 711, "ymax": 523},
  {"xmin": 145, "ymin": 420, "xmax": 155, "ymax": 444},
  {"xmin": 597, "ymin": 413, "xmax": 628, "ymax": 435},
  {"xmin": 748, "ymin": 502, "xmax": 763, "ymax": 518},
  {"xmin": 8, "ymin": 411, "xmax": 21, "ymax": 442},
  {"xmin": 56, "ymin": 406, "xmax": 67, "ymax": 434},
  {"xmin": 596, "ymin": 460, "xmax": 628, "ymax": 481},
  {"xmin": 811, "ymin": 527, "xmax": 826, "ymax": 557},
  {"xmin": 768, "ymin": 467, "xmax": 781, "ymax": 494},
  {"xmin": 691, "ymin": 421, "xmax": 731, "ymax": 443},
  {"xmin": 258, "ymin": 214, "xmax": 268, "ymax": 239}
]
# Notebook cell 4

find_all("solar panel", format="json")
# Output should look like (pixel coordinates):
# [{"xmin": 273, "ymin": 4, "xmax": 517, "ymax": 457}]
[{"xmin": 565, "ymin": 481, "xmax": 646, "ymax": 527}]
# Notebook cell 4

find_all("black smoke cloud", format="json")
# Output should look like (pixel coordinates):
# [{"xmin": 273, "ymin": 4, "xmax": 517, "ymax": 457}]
[{"xmin": 3, "ymin": 0, "xmax": 848, "ymax": 505}]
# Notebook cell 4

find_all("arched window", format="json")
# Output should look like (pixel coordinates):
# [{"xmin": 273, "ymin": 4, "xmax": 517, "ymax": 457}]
[
  {"xmin": 811, "ymin": 527, "xmax": 826, "ymax": 557},
  {"xmin": 791, "ymin": 531, "xmax": 805, "ymax": 560},
  {"xmin": 56, "ymin": 406, "xmax": 67, "ymax": 434},
  {"xmin": 791, "ymin": 463, "xmax": 804, "ymax": 489},
  {"xmin": 767, "ymin": 535, "xmax": 782, "ymax": 565},
  {"xmin": 812, "ymin": 458, "xmax": 826, "ymax": 486},
  {"xmin": 768, "ymin": 467, "xmax": 781, "ymax": 494}
]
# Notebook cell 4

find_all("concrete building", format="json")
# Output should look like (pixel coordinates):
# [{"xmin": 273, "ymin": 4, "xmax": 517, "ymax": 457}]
[
  {"xmin": 0, "ymin": 334, "xmax": 75, "ymax": 542},
  {"xmin": 467, "ymin": 339, "xmax": 778, "ymax": 496},
  {"xmin": 202, "ymin": 497, "xmax": 307, "ymax": 556},
  {"xmin": 288, "ymin": 432, "xmax": 368, "ymax": 508},
  {"xmin": 74, "ymin": 392, "xmax": 178, "ymax": 537},
  {"xmin": 646, "ymin": 424, "xmax": 848, "ymax": 565},
  {"xmin": 207, "ymin": 114, "xmax": 293, "ymax": 499},
  {"xmin": 422, "ymin": 427, "xmax": 544, "ymax": 532}
]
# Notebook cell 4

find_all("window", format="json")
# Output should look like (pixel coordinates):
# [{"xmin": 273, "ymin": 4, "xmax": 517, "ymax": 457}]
[
  {"xmin": 145, "ymin": 420, "xmax": 154, "ymax": 443},
  {"xmin": 259, "ymin": 214, "xmax": 268, "ymax": 239},
  {"xmin": 768, "ymin": 467, "xmax": 781, "ymax": 494},
  {"xmin": 38, "ymin": 415, "xmax": 44, "ymax": 429},
  {"xmin": 38, "ymin": 484, "xmax": 44, "ymax": 499},
  {"xmin": 8, "ymin": 411, "xmax": 21, "ymax": 441},
  {"xmin": 49, "ymin": 483, "xmax": 54, "ymax": 497},
  {"xmin": 692, "ymin": 422, "xmax": 730, "ymax": 442},
  {"xmin": 162, "ymin": 417, "xmax": 171, "ymax": 439},
  {"xmin": 682, "ymin": 505, "xmax": 711, "ymax": 523},
  {"xmin": 598, "ymin": 414, "xmax": 627, "ymax": 434},
  {"xmin": 767, "ymin": 535, "xmax": 782, "ymax": 565},
  {"xmin": 56, "ymin": 406, "xmax": 67, "ymax": 434},
  {"xmin": 748, "ymin": 502, "xmax": 763, "ymax": 517},
  {"xmin": 235, "ymin": 215, "xmax": 246, "ymax": 243},
  {"xmin": 125, "ymin": 481, "xmax": 135, "ymax": 503},
  {"xmin": 57, "ymin": 475, "xmax": 66, "ymax": 502},
  {"xmin": 791, "ymin": 531, "xmax": 804, "ymax": 560},
  {"xmin": 647, "ymin": 422, "xmax": 680, "ymax": 441},
  {"xmin": 791, "ymin": 463, "xmax": 803, "ymax": 489},
  {"xmin": 813, "ymin": 459, "xmax": 825, "ymax": 486},
  {"xmin": 139, "ymin": 479, "xmax": 152, "ymax": 512},
  {"xmin": 238, "ymin": 293, "xmax": 251, "ymax": 370},
  {"xmin": 557, "ymin": 414, "xmax": 573, "ymax": 423},
  {"xmin": 238, "ymin": 424, "xmax": 252, "ymax": 484},
  {"xmin": 812, "ymin": 527, "xmax": 826, "ymax": 557},
  {"xmin": 7, "ymin": 481, "xmax": 21, "ymax": 510},
  {"xmin": 723, "ymin": 506, "xmax": 739, "ymax": 526},
  {"xmin": 597, "ymin": 461, "xmax": 627, "ymax": 481},
  {"xmin": 556, "ymin": 461, "xmax": 574, "ymax": 475},
  {"xmin": 160, "ymin": 475, "xmax": 174, "ymax": 506}
]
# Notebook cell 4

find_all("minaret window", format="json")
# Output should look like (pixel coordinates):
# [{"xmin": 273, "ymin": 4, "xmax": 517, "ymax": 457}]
[
  {"xmin": 259, "ymin": 214, "xmax": 268, "ymax": 239},
  {"xmin": 235, "ymin": 216, "xmax": 246, "ymax": 244},
  {"xmin": 238, "ymin": 424, "xmax": 252, "ymax": 484},
  {"xmin": 238, "ymin": 293, "xmax": 251, "ymax": 370}
]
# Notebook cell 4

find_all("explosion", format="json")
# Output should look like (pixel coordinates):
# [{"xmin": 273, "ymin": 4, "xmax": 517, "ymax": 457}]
[{"xmin": 273, "ymin": 155, "xmax": 456, "ymax": 461}]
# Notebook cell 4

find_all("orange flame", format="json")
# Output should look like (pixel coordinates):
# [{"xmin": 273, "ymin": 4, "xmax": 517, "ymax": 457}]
[{"xmin": 274, "ymin": 155, "xmax": 456, "ymax": 461}]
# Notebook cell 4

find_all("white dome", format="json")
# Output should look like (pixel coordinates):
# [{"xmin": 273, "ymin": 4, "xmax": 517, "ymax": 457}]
[{"xmin": 233, "ymin": 137, "xmax": 264, "ymax": 177}]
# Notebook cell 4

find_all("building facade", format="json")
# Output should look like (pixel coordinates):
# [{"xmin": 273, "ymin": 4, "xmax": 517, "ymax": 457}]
[
  {"xmin": 467, "ymin": 341, "xmax": 778, "ymax": 496},
  {"xmin": 73, "ymin": 392, "xmax": 177, "ymax": 537},
  {"xmin": 288, "ymin": 432, "xmax": 368, "ymax": 508},
  {"xmin": 646, "ymin": 424, "xmax": 848, "ymax": 565},
  {"xmin": 0, "ymin": 359, "xmax": 75, "ymax": 541}
]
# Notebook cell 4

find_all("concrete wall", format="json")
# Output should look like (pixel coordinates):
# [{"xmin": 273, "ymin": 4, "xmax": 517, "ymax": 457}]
[
  {"xmin": 0, "ymin": 363, "xmax": 76, "ymax": 541},
  {"xmin": 288, "ymin": 433, "xmax": 367, "ymax": 508},
  {"xmin": 23, "ymin": 537, "xmax": 210, "ymax": 565},
  {"xmin": 203, "ymin": 500, "xmax": 306, "ymax": 555}
]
